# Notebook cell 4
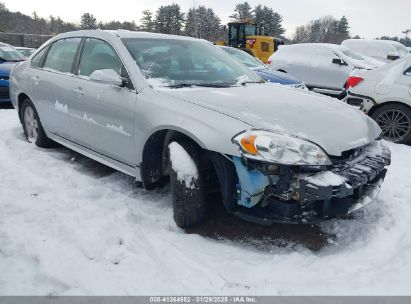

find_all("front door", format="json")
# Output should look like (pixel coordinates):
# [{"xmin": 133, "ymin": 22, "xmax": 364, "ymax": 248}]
[{"xmin": 68, "ymin": 38, "xmax": 136, "ymax": 166}]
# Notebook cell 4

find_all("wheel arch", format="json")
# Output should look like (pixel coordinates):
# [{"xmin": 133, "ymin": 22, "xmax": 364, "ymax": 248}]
[
  {"xmin": 140, "ymin": 127, "xmax": 238, "ymax": 212},
  {"xmin": 140, "ymin": 128, "xmax": 208, "ymax": 190},
  {"xmin": 368, "ymin": 100, "xmax": 411, "ymax": 117},
  {"xmin": 17, "ymin": 92, "xmax": 31, "ymax": 121}
]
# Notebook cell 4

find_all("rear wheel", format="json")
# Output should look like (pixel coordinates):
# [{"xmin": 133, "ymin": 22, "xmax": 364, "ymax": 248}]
[
  {"xmin": 371, "ymin": 104, "xmax": 411, "ymax": 144},
  {"xmin": 21, "ymin": 99, "xmax": 55, "ymax": 148},
  {"xmin": 169, "ymin": 140, "xmax": 208, "ymax": 228}
]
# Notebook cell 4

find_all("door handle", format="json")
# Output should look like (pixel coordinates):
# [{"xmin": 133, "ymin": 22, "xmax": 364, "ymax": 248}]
[
  {"xmin": 72, "ymin": 87, "xmax": 84, "ymax": 96},
  {"xmin": 32, "ymin": 76, "xmax": 40, "ymax": 85}
]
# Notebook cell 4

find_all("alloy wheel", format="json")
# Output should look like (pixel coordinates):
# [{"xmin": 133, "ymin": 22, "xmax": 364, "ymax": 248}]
[
  {"xmin": 23, "ymin": 105, "xmax": 39, "ymax": 142},
  {"xmin": 375, "ymin": 109, "xmax": 411, "ymax": 142}
]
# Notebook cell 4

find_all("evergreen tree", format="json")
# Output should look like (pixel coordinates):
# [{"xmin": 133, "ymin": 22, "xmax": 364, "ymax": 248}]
[
  {"xmin": 230, "ymin": 2, "xmax": 253, "ymax": 22},
  {"xmin": 253, "ymin": 5, "xmax": 284, "ymax": 36},
  {"xmin": 80, "ymin": 13, "xmax": 97, "ymax": 30},
  {"xmin": 154, "ymin": 4, "xmax": 184, "ymax": 35},
  {"xmin": 139, "ymin": 10, "xmax": 154, "ymax": 32},
  {"xmin": 185, "ymin": 6, "xmax": 221, "ymax": 41},
  {"xmin": 337, "ymin": 16, "xmax": 349, "ymax": 35}
]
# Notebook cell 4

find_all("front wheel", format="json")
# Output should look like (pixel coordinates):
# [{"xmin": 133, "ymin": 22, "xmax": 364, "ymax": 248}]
[
  {"xmin": 168, "ymin": 140, "xmax": 208, "ymax": 228},
  {"xmin": 21, "ymin": 99, "xmax": 55, "ymax": 148},
  {"xmin": 371, "ymin": 104, "xmax": 411, "ymax": 144}
]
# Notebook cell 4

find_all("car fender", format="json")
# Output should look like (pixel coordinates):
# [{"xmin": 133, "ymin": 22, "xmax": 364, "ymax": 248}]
[{"xmin": 134, "ymin": 88, "xmax": 251, "ymax": 164}]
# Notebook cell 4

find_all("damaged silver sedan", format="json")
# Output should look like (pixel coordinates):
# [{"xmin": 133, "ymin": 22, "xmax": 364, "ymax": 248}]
[{"xmin": 10, "ymin": 30, "xmax": 391, "ymax": 227}]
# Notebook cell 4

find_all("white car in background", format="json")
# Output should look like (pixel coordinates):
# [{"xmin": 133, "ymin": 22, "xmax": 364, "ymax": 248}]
[
  {"xmin": 268, "ymin": 43, "xmax": 383, "ymax": 97},
  {"xmin": 344, "ymin": 55, "xmax": 411, "ymax": 144},
  {"xmin": 342, "ymin": 39, "xmax": 409, "ymax": 63}
]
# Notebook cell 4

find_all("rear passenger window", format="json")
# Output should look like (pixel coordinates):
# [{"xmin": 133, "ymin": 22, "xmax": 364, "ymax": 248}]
[
  {"xmin": 78, "ymin": 38, "xmax": 122, "ymax": 77},
  {"xmin": 31, "ymin": 46, "xmax": 49, "ymax": 68},
  {"xmin": 43, "ymin": 38, "xmax": 81, "ymax": 73}
]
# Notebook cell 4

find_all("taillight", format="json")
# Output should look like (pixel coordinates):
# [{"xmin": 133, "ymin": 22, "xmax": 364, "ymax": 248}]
[
  {"xmin": 246, "ymin": 38, "xmax": 256, "ymax": 48},
  {"xmin": 345, "ymin": 76, "xmax": 363, "ymax": 89},
  {"xmin": 267, "ymin": 60, "xmax": 272, "ymax": 64}
]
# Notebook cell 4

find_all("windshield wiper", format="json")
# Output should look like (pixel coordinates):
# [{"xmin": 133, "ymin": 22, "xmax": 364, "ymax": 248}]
[
  {"xmin": 238, "ymin": 80, "xmax": 265, "ymax": 86},
  {"xmin": 0, "ymin": 57, "xmax": 23, "ymax": 62},
  {"xmin": 165, "ymin": 82, "xmax": 234, "ymax": 89}
]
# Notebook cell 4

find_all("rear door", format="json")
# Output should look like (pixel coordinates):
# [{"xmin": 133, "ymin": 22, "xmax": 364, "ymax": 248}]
[
  {"xmin": 29, "ymin": 38, "xmax": 82, "ymax": 138},
  {"xmin": 310, "ymin": 47, "xmax": 350, "ymax": 91},
  {"xmin": 67, "ymin": 37, "xmax": 137, "ymax": 166}
]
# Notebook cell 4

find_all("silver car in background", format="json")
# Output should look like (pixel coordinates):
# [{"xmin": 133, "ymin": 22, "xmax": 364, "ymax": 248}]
[
  {"xmin": 268, "ymin": 43, "xmax": 383, "ymax": 97},
  {"xmin": 10, "ymin": 30, "xmax": 390, "ymax": 228}
]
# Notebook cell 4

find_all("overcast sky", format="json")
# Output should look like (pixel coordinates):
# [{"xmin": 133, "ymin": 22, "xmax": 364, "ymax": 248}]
[{"xmin": 2, "ymin": 0, "xmax": 410, "ymax": 39}]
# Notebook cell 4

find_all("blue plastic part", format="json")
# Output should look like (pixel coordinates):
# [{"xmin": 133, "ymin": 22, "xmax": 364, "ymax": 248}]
[{"xmin": 232, "ymin": 157, "xmax": 270, "ymax": 208}]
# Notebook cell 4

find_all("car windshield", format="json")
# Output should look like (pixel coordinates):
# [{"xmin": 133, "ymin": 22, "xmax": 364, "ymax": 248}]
[
  {"xmin": 0, "ymin": 46, "xmax": 26, "ymax": 62},
  {"xmin": 122, "ymin": 38, "xmax": 262, "ymax": 88},
  {"xmin": 340, "ymin": 47, "xmax": 364, "ymax": 60},
  {"xmin": 221, "ymin": 47, "xmax": 265, "ymax": 69}
]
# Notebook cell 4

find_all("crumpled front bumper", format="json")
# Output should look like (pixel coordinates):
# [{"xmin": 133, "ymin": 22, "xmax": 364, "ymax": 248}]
[{"xmin": 233, "ymin": 142, "xmax": 391, "ymax": 225}]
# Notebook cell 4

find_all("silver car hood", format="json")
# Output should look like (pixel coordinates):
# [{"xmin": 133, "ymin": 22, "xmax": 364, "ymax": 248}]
[{"xmin": 163, "ymin": 84, "xmax": 381, "ymax": 156}]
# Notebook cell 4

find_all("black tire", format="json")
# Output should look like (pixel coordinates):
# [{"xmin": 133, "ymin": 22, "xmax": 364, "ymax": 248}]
[
  {"xmin": 371, "ymin": 103, "xmax": 411, "ymax": 144},
  {"xmin": 169, "ymin": 139, "xmax": 208, "ymax": 228},
  {"xmin": 21, "ymin": 98, "xmax": 55, "ymax": 148}
]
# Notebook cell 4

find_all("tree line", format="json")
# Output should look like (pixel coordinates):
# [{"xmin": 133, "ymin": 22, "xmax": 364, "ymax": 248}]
[{"xmin": 1, "ymin": 1, "xmax": 407, "ymax": 46}]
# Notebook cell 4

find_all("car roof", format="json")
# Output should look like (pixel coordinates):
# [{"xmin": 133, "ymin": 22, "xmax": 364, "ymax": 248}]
[
  {"xmin": 53, "ymin": 29, "xmax": 202, "ymax": 42},
  {"xmin": 282, "ymin": 43, "xmax": 341, "ymax": 50}
]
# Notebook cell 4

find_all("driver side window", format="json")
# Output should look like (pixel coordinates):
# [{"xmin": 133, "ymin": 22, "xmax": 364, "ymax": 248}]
[{"xmin": 78, "ymin": 38, "xmax": 122, "ymax": 77}]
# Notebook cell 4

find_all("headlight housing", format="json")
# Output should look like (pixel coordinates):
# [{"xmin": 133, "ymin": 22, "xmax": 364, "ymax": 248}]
[{"xmin": 232, "ymin": 130, "xmax": 331, "ymax": 166}]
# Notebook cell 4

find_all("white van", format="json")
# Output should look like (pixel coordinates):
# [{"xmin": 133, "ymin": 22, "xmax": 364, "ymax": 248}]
[
  {"xmin": 268, "ymin": 43, "xmax": 383, "ymax": 97},
  {"xmin": 342, "ymin": 39, "xmax": 409, "ymax": 63}
]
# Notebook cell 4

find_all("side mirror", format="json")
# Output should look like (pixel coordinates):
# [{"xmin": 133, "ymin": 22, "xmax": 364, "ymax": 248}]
[
  {"xmin": 89, "ymin": 69, "xmax": 127, "ymax": 87},
  {"xmin": 387, "ymin": 52, "xmax": 400, "ymax": 61},
  {"xmin": 332, "ymin": 58, "xmax": 347, "ymax": 66}
]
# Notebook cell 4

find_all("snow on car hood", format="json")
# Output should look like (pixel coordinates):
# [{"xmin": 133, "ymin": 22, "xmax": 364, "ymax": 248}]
[{"xmin": 163, "ymin": 84, "xmax": 381, "ymax": 156}]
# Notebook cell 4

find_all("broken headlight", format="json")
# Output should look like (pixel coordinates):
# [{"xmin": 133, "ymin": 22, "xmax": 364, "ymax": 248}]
[{"xmin": 232, "ymin": 130, "xmax": 331, "ymax": 166}]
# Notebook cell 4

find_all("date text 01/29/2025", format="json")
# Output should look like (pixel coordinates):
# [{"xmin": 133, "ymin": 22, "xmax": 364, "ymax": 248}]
[{"xmin": 149, "ymin": 296, "xmax": 257, "ymax": 303}]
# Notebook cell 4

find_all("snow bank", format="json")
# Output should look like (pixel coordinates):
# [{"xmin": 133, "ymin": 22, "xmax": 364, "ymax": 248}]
[
  {"xmin": 169, "ymin": 142, "xmax": 198, "ymax": 188},
  {"xmin": 1, "ymin": 110, "xmax": 411, "ymax": 295}
]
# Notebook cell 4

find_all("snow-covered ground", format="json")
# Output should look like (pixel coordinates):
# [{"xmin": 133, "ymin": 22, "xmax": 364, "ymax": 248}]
[{"xmin": 1, "ymin": 108, "xmax": 411, "ymax": 295}]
